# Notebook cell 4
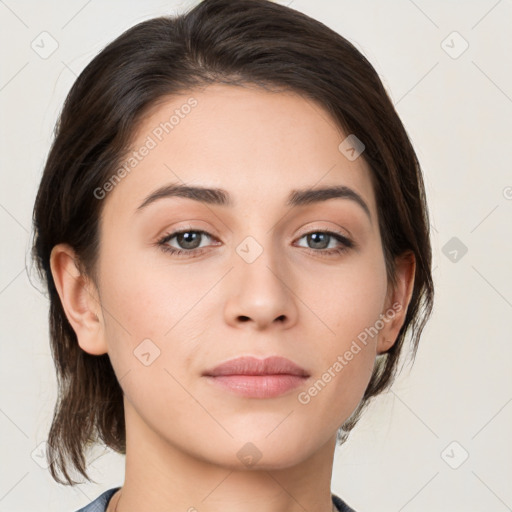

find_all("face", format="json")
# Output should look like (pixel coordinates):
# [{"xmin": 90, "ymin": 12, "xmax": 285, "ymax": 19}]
[{"xmin": 58, "ymin": 83, "xmax": 411, "ymax": 470}]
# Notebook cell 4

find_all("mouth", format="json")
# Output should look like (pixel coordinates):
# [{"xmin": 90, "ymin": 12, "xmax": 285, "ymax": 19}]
[
  {"xmin": 204, "ymin": 374, "xmax": 309, "ymax": 398},
  {"xmin": 202, "ymin": 356, "xmax": 310, "ymax": 398}
]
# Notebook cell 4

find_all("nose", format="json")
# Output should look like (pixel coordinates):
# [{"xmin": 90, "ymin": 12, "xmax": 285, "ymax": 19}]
[{"xmin": 223, "ymin": 239, "xmax": 299, "ymax": 331}]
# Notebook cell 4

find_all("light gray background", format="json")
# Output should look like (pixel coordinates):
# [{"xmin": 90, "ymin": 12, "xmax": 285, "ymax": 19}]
[{"xmin": 1, "ymin": 1, "xmax": 511, "ymax": 511}]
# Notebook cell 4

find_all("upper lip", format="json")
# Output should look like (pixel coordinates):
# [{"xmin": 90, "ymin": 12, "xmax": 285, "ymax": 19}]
[{"xmin": 203, "ymin": 356, "xmax": 310, "ymax": 377}]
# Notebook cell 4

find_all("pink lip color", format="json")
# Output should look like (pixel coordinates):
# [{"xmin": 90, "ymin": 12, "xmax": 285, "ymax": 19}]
[
  {"xmin": 202, "ymin": 356, "xmax": 310, "ymax": 398},
  {"xmin": 205, "ymin": 374, "xmax": 307, "ymax": 398}
]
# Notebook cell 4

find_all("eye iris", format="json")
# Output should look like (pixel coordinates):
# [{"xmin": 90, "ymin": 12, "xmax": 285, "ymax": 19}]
[
  {"xmin": 308, "ymin": 232, "xmax": 329, "ymax": 249},
  {"xmin": 177, "ymin": 231, "xmax": 201, "ymax": 249}
]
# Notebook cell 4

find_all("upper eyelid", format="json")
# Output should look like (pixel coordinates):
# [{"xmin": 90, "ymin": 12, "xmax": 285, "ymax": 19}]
[
  {"xmin": 160, "ymin": 227, "xmax": 352, "ymax": 245},
  {"xmin": 161, "ymin": 229, "xmax": 217, "ymax": 242}
]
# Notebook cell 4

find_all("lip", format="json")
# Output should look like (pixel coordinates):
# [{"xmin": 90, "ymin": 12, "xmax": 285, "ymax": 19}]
[
  {"xmin": 202, "ymin": 356, "xmax": 310, "ymax": 398},
  {"xmin": 203, "ymin": 356, "xmax": 310, "ymax": 377}
]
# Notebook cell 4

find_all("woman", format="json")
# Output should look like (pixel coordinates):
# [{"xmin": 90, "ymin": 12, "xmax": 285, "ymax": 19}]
[{"xmin": 31, "ymin": 1, "xmax": 434, "ymax": 511}]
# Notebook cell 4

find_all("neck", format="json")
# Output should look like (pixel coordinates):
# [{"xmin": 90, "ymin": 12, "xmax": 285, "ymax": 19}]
[{"xmin": 111, "ymin": 398, "xmax": 338, "ymax": 512}]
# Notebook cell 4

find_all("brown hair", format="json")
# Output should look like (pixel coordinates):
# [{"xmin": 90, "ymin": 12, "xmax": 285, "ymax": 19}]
[{"xmin": 31, "ymin": 0, "xmax": 434, "ymax": 485}]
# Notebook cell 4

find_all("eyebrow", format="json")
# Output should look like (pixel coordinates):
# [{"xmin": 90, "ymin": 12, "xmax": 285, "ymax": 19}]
[{"xmin": 135, "ymin": 183, "xmax": 372, "ymax": 222}]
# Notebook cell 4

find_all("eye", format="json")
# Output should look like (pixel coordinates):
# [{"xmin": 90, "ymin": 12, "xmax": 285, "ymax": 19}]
[
  {"xmin": 156, "ymin": 229, "xmax": 218, "ymax": 258},
  {"xmin": 295, "ymin": 230, "xmax": 354, "ymax": 257},
  {"xmin": 156, "ymin": 228, "xmax": 354, "ymax": 259}
]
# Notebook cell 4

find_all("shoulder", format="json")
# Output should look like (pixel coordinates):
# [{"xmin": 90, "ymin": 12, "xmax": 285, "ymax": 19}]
[
  {"xmin": 332, "ymin": 492, "xmax": 358, "ymax": 512},
  {"xmin": 73, "ymin": 487, "xmax": 121, "ymax": 512}
]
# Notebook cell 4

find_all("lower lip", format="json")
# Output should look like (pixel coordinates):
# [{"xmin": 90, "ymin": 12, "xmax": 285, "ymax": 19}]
[{"xmin": 204, "ymin": 374, "xmax": 308, "ymax": 398}]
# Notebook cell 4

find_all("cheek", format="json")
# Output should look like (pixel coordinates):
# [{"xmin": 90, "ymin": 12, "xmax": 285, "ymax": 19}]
[
  {"xmin": 294, "ymin": 248, "xmax": 387, "ymax": 417},
  {"xmin": 98, "ymin": 249, "xmax": 219, "ymax": 387},
  {"xmin": 98, "ymin": 261, "xmax": 209, "ymax": 423},
  {"xmin": 100, "ymin": 252, "xmax": 206, "ymax": 338},
  {"xmin": 300, "ymin": 246, "xmax": 388, "ymax": 346}
]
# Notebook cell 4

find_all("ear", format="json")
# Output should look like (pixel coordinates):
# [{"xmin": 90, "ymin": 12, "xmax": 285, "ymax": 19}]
[
  {"xmin": 376, "ymin": 251, "xmax": 416, "ymax": 355},
  {"xmin": 49, "ymin": 243, "xmax": 108, "ymax": 356}
]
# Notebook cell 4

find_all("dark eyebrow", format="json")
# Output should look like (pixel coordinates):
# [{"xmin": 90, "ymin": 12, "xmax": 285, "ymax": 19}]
[
  {"xmin": 135, "ymin": 183, "xmax": 372, "ymax": 222},
  {"xmin": 136, "ymin": 183, "xmax": 232, "ymax": 211},
  {"xmin": 287, "ymin": 185, "xmax": 371, "ymax": 222}
]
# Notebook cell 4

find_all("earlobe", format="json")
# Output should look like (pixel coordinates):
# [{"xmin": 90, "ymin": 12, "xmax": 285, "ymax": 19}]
[
  {"xmin": 376, "ymin": 251, "xmax": 416, "ymax": 355},
  {"xmin": 49, "ymin": 243, "xmax": 108, "ymax": 356}
]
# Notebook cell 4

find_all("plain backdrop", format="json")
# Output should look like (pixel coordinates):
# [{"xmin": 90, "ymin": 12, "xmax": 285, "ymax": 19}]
[{"xmin": 1, "ymin": 1, "xmax": 511, "ymax": 511}]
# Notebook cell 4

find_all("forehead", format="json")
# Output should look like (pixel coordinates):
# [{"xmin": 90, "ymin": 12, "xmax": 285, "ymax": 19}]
[{"xmin": 101, "ymin": 83, "xmax": 377, "ymax": 225}]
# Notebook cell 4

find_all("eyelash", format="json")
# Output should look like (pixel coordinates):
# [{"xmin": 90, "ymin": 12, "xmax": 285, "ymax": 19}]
[{"xmin": 155, "ymin": 228, "xmax": 355, "ymax": 259}]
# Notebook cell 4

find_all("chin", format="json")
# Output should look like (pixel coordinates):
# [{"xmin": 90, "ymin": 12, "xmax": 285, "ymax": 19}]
[{"xmin": 202, "ymin": 432, "xmax": 323, "ymax": 471}]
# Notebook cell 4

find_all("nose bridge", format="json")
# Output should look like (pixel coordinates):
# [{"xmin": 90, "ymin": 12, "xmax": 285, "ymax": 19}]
[
  {"xmin": 224, "ymin": 230, "xmax": 297, "ymax": 328},
  {"xmin": 231, "ymin": 192, "xmax": 287, "ymax": 264},
  {"xmin": 234, "ymin": 232, "xmax": 286, "ymax": 293}
]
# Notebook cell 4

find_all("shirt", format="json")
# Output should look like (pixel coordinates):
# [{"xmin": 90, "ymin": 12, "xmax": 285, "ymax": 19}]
[{"xmin": 74, "ymin": 487, "xmax": 357, "ymax": 512}]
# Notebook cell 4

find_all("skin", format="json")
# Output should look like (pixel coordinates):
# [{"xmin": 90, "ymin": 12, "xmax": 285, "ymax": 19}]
[{"xmin": 50, "ymin": 83, "xmax": 415, "ymax": 512}]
